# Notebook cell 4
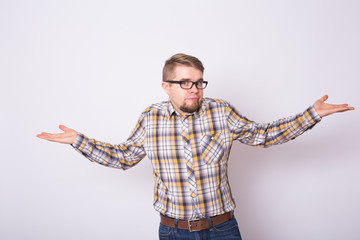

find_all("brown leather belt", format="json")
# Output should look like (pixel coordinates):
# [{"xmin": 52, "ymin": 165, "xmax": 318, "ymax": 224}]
[{"xmin": 160, "ymin": 211, "xmax": 233, "ymax": 232}]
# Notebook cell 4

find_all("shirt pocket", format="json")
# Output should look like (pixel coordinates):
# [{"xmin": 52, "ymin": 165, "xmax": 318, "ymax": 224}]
[{"xmin": 200, "ymin": 132, "xmax": 226, "ymax": 165}]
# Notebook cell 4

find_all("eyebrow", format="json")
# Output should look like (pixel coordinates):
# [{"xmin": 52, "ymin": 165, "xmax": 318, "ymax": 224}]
[{"xmin": 179, "ymin": 78, "xmax": 204, "ymax": 82}]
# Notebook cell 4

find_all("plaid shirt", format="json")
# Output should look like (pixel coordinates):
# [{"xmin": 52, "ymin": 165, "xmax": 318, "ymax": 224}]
[{"xmin": 72, "ymin": 98, "xmax": 321, "ymax": 220}]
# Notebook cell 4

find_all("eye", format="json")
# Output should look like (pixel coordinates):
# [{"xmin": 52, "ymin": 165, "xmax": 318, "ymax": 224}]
[{"xmin": 181, "ymin": 81, "xmax": 190, "ymax": 86}]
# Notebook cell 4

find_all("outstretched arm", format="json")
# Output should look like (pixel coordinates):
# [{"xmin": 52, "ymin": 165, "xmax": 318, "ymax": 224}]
[
  {"xmin": 36, "ymin": 115, "xmax": 147, "ymax": 170},
  {"xmin": 313, "ymin": 95, "xmax": 355, "ymax": 117},
  {"xmin": 228, "ymin": 95, "xmax": 354, "ymax": 148},
  {"xmin": 36, "ymin": 125, "xmax": 77, "ymax": 144}
]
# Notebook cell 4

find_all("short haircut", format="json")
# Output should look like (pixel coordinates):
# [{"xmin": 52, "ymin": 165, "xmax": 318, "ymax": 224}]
[{"xmin": 162, "ymin": 53, "xmax": 205, "ymax": 82}]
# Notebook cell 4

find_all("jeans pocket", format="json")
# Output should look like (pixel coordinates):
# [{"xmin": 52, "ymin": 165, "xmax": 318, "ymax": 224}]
[
  {"xmin": 159, "ymin": 223, "xmax": 173, "ymax": 239},
  {"xmin": 213, "ymin": 217, "xmax": 239, "ymax": 233}
]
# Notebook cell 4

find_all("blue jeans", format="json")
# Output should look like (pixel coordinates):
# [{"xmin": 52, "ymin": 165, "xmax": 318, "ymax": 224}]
[{"xmin": 159, "ymin": 216, "xmax": 242, "ymax": 240}]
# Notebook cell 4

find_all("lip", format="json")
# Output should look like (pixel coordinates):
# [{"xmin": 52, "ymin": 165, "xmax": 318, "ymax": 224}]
[{"xmin": 186, "ymin": 97, "xmax": 199, "ymax": 101}]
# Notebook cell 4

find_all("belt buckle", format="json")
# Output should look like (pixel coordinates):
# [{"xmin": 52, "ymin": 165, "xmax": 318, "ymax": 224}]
[
  {"xmin": 188, "ymin": 219, "xmax": 201, "ymax": 232},
  {"xmin": 188, "ymin": 220, "xmax": 199, "ymax": 232}
]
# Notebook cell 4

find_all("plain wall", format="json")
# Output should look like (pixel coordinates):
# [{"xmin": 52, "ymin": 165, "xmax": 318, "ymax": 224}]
[{"xmin": 1, "ymin": 0, "xmax": 359, "ymax": 239}]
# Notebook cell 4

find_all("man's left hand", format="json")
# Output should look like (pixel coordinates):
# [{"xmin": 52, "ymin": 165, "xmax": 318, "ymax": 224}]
[{"xmin": 314, "ymin": 95, "xmax": 355, "ymax": 117}]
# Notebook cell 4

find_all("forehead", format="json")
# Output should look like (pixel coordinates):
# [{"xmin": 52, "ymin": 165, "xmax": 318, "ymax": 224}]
[{"xmin": 172, "ymin": 65, "xmax": 203, "ymax": 80}]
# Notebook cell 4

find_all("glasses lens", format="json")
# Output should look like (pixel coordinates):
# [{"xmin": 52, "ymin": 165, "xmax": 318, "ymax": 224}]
[
  {"xmin": 180, "ymin": 81, "xmax": 192, "ymax": 89},
  {"xmin": 201, "ymin": 82, "xmax": 207, "ymax": 89},
  {"xmin": 179, "ymin": 81, "xmax": 207, "ymax": 89},
  {"xmin": 197, "ymin": 81, "xmax": 207, "ymax": 89}
]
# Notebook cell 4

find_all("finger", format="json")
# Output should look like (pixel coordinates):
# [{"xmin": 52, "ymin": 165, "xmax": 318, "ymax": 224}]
[
  {"xmin": 338, "ymin": 106, "xmax": 355, "ymax": 111},
  {"xmin": 36, "ymin": 133, "xmax": 58, "ymax": 141},
  {"xmin": 36, "ymin": 133, "xmax": 48, "ymax": 139},
  {"xmin": 319, "ymin": 94, "xmax": 329, "ymax": 103},
  {"xmin": 332, "ymin": 104, "xmax": 353, "ymax": 109},
  {"xmin": 328, "ymin": 103, "xmax": 349, "ymax": 109},
  {"xmin": 329, "ymin": 106, "xmax": 355, "ymax": 114},
  {"xmin": 38, "ymin": 132, "xmax": 69, "ymax": 140},
  {"xmin": 59, "ymin": 124, "xmax": 71, "ymax": 132},
  {"xmin": 37, "ymin": 132, "xmax": 53, "ymax": 138},
  {"xmin": 37, "ymin": 132, "xmax": 72, "ymax": 143}
]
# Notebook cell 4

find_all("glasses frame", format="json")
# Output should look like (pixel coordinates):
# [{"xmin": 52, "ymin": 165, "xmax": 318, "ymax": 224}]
[{"xmin": 165, "ymin": 80, "xmax": 208, "ymax": 89}]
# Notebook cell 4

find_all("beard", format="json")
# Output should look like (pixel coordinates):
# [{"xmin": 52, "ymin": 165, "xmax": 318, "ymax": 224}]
[{"xmin": 179, "ymin": 99, "xmax": 202, "ymax": 113}]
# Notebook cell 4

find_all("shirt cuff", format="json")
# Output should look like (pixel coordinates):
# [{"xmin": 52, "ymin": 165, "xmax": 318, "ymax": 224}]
[
  {"xmin": 304, "ymin": 105, "xmax": 322, "ymax": 127},
  {"xmin": 71, "ymin": 133, "xmax": 88, "ymax": 151}
]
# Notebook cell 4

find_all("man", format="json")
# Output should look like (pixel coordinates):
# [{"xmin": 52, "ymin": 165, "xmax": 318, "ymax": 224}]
[{"xmin": 37, "ymin": 53, "xmax": 354, "ymax": 239}]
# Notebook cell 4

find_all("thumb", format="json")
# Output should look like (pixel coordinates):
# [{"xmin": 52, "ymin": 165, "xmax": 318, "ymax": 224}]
[
  {"xmin": 319, "ymin": 94, "xmax": 329, "ymax": 103},
  {"xmin": 59, "ymin": 124, "xmax": 70, "ymax": 132}
]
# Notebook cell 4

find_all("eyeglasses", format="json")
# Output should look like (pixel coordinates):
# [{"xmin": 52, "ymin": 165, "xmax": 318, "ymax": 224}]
[{"xmin": 165, "ymin": 80, "xmax": 208, "ymax": 89}]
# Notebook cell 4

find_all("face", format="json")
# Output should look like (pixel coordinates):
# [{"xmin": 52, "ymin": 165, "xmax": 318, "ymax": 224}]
[{"xmin": 162, "ymin": 65, "xmax": 204, "ymax": 117}]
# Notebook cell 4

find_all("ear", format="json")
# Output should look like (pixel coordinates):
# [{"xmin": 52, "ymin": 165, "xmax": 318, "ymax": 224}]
[{"xmin": 162, "ymin": 82, "xmax": 170, "ymax": 95}]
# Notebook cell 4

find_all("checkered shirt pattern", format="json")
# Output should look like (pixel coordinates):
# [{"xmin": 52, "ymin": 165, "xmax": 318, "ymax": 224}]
[{"xmin": 72, "ymin": 98, "xmax": 322, "ymax": 220}]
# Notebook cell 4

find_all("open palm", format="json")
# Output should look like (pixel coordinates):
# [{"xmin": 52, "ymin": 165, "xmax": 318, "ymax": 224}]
[
  {"xmin": 313, "ymin": 95, "xmax": 354, "ymax": 117},
  {"xmin": 37, "ymin": 125, "xmax": 78, "ymax": 144}
]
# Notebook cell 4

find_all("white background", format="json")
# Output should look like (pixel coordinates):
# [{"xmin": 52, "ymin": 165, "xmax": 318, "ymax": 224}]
[{"xmin": 1, "ymin": 0, "xmax": 359, "ymax": 239}]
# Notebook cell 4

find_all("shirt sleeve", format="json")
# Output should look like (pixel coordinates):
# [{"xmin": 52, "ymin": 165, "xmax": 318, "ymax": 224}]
[
  {"xmin": 227, "ymin": 104, "xmax": 322, "ymax": 148},
  {"xmin": 71, "ymin": 113, "xmax": 147, "ymax": 170}
]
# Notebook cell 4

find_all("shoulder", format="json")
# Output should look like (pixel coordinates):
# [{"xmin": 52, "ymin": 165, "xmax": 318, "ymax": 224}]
[
  {"xmin": 203, "ymin": 98, "xmax": 242, "ymax": 117},
  {"xmin": 141, "ymin": 101, "xmax": 169, "ymax": 116},
  {"xmin": 203, "ymin": 97, "xmax": 233, "ymax": 108}
]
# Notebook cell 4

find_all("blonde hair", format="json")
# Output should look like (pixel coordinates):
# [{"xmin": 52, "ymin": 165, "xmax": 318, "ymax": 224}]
[{"xmin": 162, "ymin": 53, "xmax": 204, "ymax": 81}]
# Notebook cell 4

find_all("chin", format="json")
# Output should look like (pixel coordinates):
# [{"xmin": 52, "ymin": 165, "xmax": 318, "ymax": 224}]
[{"xmin": 180, "ymin": 105, "xmax": 200, "ymax": 114}]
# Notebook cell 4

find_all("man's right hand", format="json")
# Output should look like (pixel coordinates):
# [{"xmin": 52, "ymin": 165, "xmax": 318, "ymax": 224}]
[{"xmin": 37, "ymin": 125, "xmax": 78, "ymax": 144}]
